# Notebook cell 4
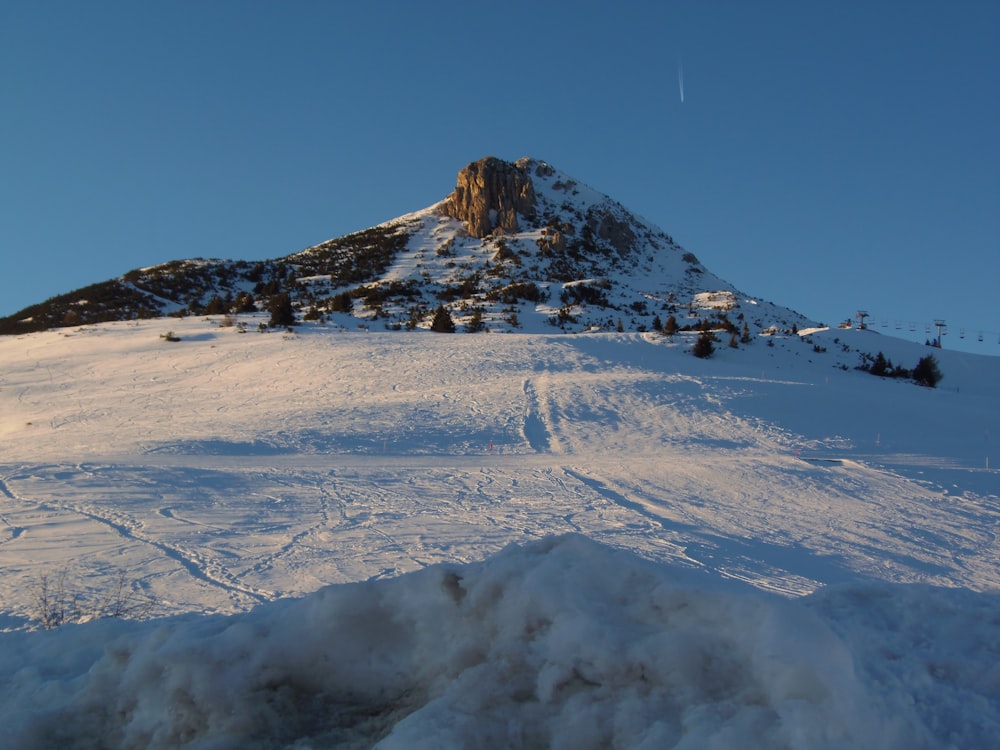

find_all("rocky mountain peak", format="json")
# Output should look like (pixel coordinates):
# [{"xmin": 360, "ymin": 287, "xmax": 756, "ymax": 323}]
[
  {"xmin": 0, "ymin": 155, "xmax": 814, "ymax": 339},
  {"xmin": 442, "ymin": 157, "xmax": 537, "ymax": 237}
]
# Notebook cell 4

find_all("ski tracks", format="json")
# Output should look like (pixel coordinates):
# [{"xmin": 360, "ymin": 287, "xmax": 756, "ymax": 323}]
[
  {"xmin": 522, "ymin": 378, "xmax": 560, "ymax": 454},
  {"xmin": 1, "ymin": 465, "xmax": 272, "ymax": 605},
  {"xmin": 242, "ymin": 474, "xmax": 341, "ymax": 583},
  {"xmin": 0, "ymin": 472, "xmax": 28, "ymax": 544},
  {"xmin": 68, "ymin": 502, "xmax": 271, "ymax": 604}
]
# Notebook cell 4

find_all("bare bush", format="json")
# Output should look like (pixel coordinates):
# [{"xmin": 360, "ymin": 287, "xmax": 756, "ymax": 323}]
[{"xmin": 33, "ymin": 569, "xmax": 158, "ymax": 629}]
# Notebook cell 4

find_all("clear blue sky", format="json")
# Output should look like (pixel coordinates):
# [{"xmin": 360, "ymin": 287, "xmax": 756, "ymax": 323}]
[{"xmin": 3, "ymin": 1, "xmax": 997, "ymax": 352}]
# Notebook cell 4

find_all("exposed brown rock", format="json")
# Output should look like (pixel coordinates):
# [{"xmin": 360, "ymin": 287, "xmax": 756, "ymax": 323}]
[
  {"xmin": 589, "ymin": 208, "xmax": 637, "ymax": 257},
  {"xmin": 443, "ymin": 157, "xmax": 537, "ymax": 237},
  {"xmin": 535, "ymin": 227, "xmax": 567, "ymax": 256}
]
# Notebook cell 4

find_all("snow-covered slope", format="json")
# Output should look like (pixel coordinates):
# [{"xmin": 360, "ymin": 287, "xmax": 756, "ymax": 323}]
[
  {"xmin": 286, "ymin": 157, "xmax": 813, "ymax": 336},
  {"xmin": 1, "ymin": 315, "xmax": 997, "ymax": 747},
  {"xmin": 1, "ymin": 157, "xmax": 813, "ymax": 339}
]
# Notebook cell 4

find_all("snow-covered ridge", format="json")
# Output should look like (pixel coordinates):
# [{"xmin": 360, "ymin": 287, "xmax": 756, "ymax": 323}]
[
  {"xmin": 0, "ymin": 156, "xmax": 814, "ymax": 338},
  {"xmin": 277, "ymin": 156, "xmax": 817, "ymax": 337}
]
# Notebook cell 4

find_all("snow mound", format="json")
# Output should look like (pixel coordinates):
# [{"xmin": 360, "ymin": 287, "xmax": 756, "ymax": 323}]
[{"xmin": 3, "ymin": 535, "xmax": 997, "ymax": 749}]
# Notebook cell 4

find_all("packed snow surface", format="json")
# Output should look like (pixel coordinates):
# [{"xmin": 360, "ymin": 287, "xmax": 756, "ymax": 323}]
[{"xmin": 1, "ymin": 316, "xmax": 998, "ymax": 748}]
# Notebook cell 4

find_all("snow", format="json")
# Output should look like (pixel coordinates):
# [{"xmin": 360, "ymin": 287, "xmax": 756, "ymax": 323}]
[
  {"xmin": 1, "ymin": 535, "xmax": 997, "ymax": 748},
  {"xmin": 1, "ymin": 315, "xmax": 998, "ymax": 748}
]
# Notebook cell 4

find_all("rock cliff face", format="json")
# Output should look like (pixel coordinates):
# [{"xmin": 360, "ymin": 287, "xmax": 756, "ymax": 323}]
[{"xmin": 442, "ymin": 157, "xmax": 537, "ymax": 237}]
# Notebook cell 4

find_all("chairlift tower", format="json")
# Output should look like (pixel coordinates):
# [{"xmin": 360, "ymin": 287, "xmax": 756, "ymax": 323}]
[
  {"xmin": 933, "ymin": 320, "xmax": 947, "ymax": 348},
  {"xmin": 856, "ymin": 310, "xmax": 870, "ymax": 330}
]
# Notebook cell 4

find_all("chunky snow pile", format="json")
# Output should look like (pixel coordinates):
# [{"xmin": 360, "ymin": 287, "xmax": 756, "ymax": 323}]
[{"xmin": 2, "ymin": 534, "xmax": 997, "ymax": 749}]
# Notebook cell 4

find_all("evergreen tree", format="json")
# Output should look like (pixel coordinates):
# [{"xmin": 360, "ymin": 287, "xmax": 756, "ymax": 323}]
[
  {"xmin": 430, "ymin": 305, "xmax": 456, "ymax": 333},
  {"xmin": 741, "ymin": 321, "xmax": 752, "ymax": 344},
  {"xmin": 913, "ymin": 355, "xmax": 943, "ymax": 388},
  {"xmin": 871, "ymin": 352, "xmax": 889, "ymax": 377},
  {"xmin": 234, "ymin": 292, "xmax": 257, "ymax": 314},
  {"xmin": 662, "ymin": 314, "xmax": 679, "ymax": 336},
  {"xmin": 204, "ymin": 295, "xmax": 227, "ymax": 315},
  {"xmin": 466, "ymin": 307, "xmax": 485, "ymax": 333},
  {"xmin": 267, "ymin": 293, "xmax": 296, "ymax": 328},
  {"xmin": 330, "ymin": 292, "xmax": 353, "ymax": 313},
  {"xmin": 693, "ymin": 330, "xmax": 715, "ymax": 358}
]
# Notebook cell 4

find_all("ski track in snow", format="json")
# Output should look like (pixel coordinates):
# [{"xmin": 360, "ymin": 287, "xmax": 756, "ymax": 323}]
[
  {"xmin": 0, "ymin": 317, "xmax": 998, "ymax": 623},
  {"xmin": 0, "ymin": 474, "xmax": 28, "ymax": 545},
  {"xmin": 521, "ymin": 378, "xmax": 553, "ymax": 453},
  {"xmin": 0, "ymin": 463, "xmax": 271, "ymax": 608},
  {"xmin": 69, "ymin": 500, "xmax": 272, "ymax": 604}
]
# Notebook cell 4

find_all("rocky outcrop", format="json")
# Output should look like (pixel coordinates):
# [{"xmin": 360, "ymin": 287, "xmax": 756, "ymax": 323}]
[
  {"xmin": 588, "ymin": 207, "xmax": 637, "ymax": 257},
  {"xmin": 443, "ymin": 157, "xmax": 537, "ymax": 237}
]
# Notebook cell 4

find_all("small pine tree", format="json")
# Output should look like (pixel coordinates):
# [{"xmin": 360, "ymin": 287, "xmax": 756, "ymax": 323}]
[
  {"xmin": 234, "ymin": 292, "xmax": 257, "ymax": 313},
  {"xmin": 431, "ymin": 305, "xmax": 456, "ymax": 333},
  {"xmin": 330, "ymin": 292, "xmax": 353, "ymax": 313},
  {"xmin": 662, "ymin": 314, "xmax": 679, "ymax": 336},
  {"xmin": 466, "ymin": 307, "xmax": 485, "ymax": 333},
  {"xmin": 871, "ymin": 352, "xmax": 889, "ymax": 377},
  {"xmin": 741, "ymin": 321, "xmax": 751, "ymax": 344},
  {"xmin": 204, "ymin": 295, "xmax": 227, "ymax": 315},
  {"xmin": 268, "ymin": 293, "xmax": 296, "ymax": 328},
  {"xmin": 912, "ymin": 355, "xmax": 943, "ymax": 388},
  {"xmin": 693, "ymin": 330, "xmax": 715, "ymax": 358}
]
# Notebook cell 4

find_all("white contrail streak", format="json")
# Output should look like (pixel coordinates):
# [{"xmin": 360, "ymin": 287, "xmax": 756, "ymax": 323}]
[{"xmin": 677, "ymin": 63, "xmax": 685, "ymax": 104}]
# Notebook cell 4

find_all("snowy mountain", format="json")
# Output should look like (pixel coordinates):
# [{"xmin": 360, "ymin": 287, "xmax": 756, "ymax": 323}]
[
  {"xmin": 1, "ymin": 309, "xmax": 998, "ymax": 747},
  {"xmin": 0, "ymin": 157, "xmax": 812, "ymax": 338}
]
